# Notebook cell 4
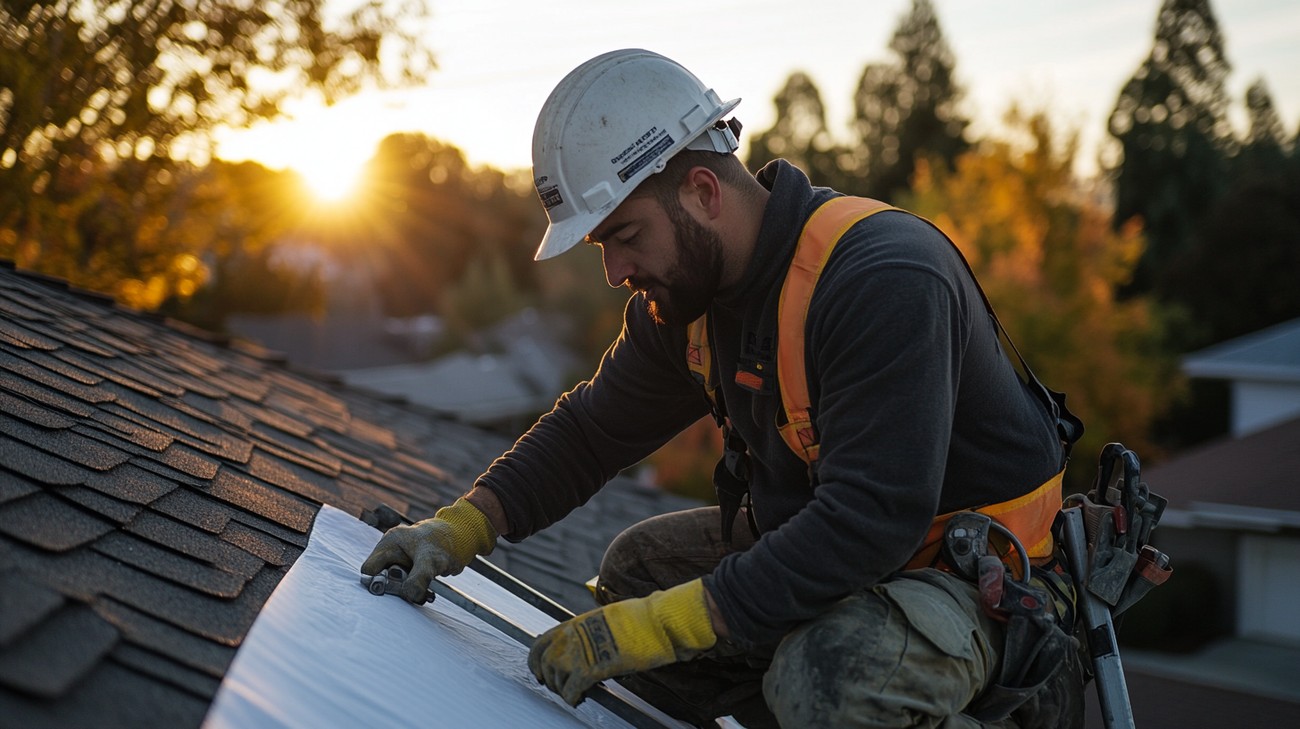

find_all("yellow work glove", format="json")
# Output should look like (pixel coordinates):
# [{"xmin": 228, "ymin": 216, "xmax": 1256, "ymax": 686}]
[
  {"xmin": 528, "ymin": 578, "xmax": 717, "ymax": 706},
  {"xmin": 360, "ymin": 497, "xmax": 496, "ymax": 603}
]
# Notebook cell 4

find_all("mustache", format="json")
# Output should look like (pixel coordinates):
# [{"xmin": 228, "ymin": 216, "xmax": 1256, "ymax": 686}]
[{"xmin": 626, "ymin": 277, "xmax": 660, "ymax": 293}]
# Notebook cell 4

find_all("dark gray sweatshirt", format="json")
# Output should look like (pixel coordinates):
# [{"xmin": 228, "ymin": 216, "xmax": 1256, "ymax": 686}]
[{"xmin": 477, "ymin": 160, "xmax": 1063, "ymax": 650}]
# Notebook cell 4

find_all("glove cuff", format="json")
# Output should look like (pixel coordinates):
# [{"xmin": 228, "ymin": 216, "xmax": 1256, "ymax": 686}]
[
  {"xmin": 435, "ymin": 496, "xmax": 498, "ymax": 563},
  {"xmin": 652, "ymin": 578, "xmax": 717, "ymax": 656}
]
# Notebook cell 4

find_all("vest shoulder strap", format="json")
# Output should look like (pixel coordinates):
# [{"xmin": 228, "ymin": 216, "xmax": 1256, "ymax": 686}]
[
  {"xmin": 775, "ymin": 196, "xmax": 896, "ymax": 462},
  {"xmin": 688, "ymin": 196, "xmax": 896, "ymax": 449}
]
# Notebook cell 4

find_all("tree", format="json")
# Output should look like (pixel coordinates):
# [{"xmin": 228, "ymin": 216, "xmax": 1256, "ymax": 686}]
[
  {"xmin": 848, "ymin": 0, "xmax": 969, "ymax": 200},
  {"xmin": 0, "ymin": 0, "xmax": 434, "ymax": 303},
  {"xmin": 159, "ymin": 160, "xmax": 328, "ymax": 326},
  {"xmin": 1161, "ymin": 79, "xmax": 1300, "ymax": 348},
  {"xmin": 362, "ymin": 133, "xmax": 544, "ymax": 321},
  {"xmin": 1236, "ymin": 78, "xmax": 1289, "ymax": 178},
  {"xmin": 905, "ymin": 108, "xmax": 1176, "ymax": 483},
  {"xmin": 745, "ymin": 71, "xmax": 846, "ymax": 187},
  {"xmin": 1244, "ymin": 79, "xmax": 1287, "ymax": 150},
  {"xmin": 1108, "ymin": 0, "xmax": 1232, "ymax": 297}
]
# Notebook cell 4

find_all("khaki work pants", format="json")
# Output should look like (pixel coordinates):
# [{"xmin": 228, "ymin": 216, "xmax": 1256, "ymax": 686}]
[{"xmin": 596, "ymin": 506, "xmax": 1083, "ymax": 728}]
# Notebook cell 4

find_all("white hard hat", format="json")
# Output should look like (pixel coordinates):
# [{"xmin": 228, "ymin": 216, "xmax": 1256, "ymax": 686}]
[{"xmin": 530, "ymin": 49, "xmax": 741, "ymax": 261}]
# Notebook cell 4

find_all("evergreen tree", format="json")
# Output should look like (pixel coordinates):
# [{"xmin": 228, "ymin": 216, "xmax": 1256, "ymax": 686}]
[
  {"xmin": 1163, "ymin": 79, "xmax": 1300, "ymax": 347},
  {"xmin": 1108, "ymin": 0, "xmax": 1232, "ymax": 297},
  {"xmin": 848, "ymin": 0, "xmax": 969, "ymax": 200},
  {"xmin": 745, "ymin": 71, "xmax": 845, "ymax": 187},
  {"xmin": 1237, "ymin": 78, "xmax": 1289, "ymax": 179},
  {"xmin": 1244, "ymin": 79, "xmax": 1287, "ymax": 149}
]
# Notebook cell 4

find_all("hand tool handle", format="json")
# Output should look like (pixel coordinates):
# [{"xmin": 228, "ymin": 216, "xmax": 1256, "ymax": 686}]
[{"xmin": 1060, "ymin": 507, "xmax": 1136, "ymax": 729}]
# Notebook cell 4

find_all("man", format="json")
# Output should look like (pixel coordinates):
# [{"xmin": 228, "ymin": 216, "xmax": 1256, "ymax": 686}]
[{"xmin": 362, "ymin": 49, "xmax": 1081, "ymax": 728}]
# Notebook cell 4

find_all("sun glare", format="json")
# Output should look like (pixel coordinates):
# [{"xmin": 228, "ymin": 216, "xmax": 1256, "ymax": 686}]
[
  {"xmin": 215, "ymin": 97, "xmax": 386, "ymax": 205},
  {"xmin": 296, "ymin": 157, "xmax": 366, "ymax": 203}
]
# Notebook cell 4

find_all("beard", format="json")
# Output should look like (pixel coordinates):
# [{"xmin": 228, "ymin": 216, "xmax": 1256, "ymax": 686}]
[{"xmin": 634, "ymin": 199, "xmax": 725, "ymax": 327}]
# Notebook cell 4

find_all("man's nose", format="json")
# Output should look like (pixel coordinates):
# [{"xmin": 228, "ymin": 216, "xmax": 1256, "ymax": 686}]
[{"xmin": 602, "ymin": 246, "xmax": 633, "ymax": 289}]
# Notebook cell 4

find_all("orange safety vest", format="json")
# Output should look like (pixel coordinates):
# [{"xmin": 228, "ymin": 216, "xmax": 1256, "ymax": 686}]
[{"xmin": 686, "ymin": 196, "xmax": 1074, "ymax": 575}]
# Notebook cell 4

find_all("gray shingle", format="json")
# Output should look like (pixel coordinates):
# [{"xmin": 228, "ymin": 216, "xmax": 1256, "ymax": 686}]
[
  {"xmin": 207, "ymin": 468, "xmax": 317, "ymax": 533},
  {"xmin": 0, "ymin": 349, "xmax": 112, "ymax": 399},
  {"xmin": 82, "ymin": 463, "xmax": 178, "ymax": 505},
  {"xmin": 0, "ymin": 570, "xmax": 66, "ymax": 645},
  {"xmin": 0, "ymin": 413, "xmax": 131, "ymax": 471},
  {"xmin": 0, "ymin": 469, "xmax": 39, "ymax": 505},
  {"xmin": 0, "ymin": 603, "xmax": 119, "ymax": 698},
  {"xmin": 0, "ymin": 492, "xmax": 116, "ymax": 551},
  {"xmin": 0, "ymin": 317, "xmax": 61, "ymax": 351}
]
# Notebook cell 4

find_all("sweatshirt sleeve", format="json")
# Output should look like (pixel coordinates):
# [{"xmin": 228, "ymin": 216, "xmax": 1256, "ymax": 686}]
[{"xmin": 475, "ymin": 295, "xmax": 710, "ymax": 541}]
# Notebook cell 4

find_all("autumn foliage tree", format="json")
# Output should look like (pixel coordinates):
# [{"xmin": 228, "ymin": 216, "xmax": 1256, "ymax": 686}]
[
  {"xmin": 905, "ymin": 109, "xmax": 1176, "ymax": 483},
  {"xmin": 358, "ymin": 134, "xmax": 545, "ymax": 333},
  {"xmin": 0, "ymin": 0, "xmax": 434, "ymax": 307}
]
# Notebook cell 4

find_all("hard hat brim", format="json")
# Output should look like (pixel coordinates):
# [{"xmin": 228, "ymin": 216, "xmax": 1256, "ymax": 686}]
[{"xmin": 534, "ymin": 209, "xmax": 606, "ymax": 261}]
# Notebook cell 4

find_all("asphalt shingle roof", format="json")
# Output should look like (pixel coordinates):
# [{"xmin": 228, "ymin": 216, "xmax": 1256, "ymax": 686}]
[
  {"xmin": 1146, "ymin": 415, "xmax": 1300, "ymax": 514},
  {"xmin": 0, "ymin": 261, "xmax": 699, "ymax": 728}
]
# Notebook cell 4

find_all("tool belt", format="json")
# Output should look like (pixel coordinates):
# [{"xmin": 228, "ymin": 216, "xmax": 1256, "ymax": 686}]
[
  {"xmin": 948, "ymin": 443, "xmax": 1174, "ymax": 724},
  {"xmin": 938, "ymin": 510, "xmax": 1077, "ymax": 723}
]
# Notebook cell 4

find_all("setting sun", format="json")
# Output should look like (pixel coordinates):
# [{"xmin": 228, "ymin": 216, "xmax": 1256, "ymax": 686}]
[
  {"xmin": 214, "ymin": 96, "xmax": 387, "ymax": 204},
  {"xmin": 295, "ymin": 156, "xmax": 367, "ymax": 203}
]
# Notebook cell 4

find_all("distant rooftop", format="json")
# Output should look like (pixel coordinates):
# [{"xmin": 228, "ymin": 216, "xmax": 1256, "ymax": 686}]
[
  {"xmin": 1182, "ymin": 318, "xmax": 1300, "ymax": 383},
  {"xmin": 1147, "ymin": 415, "xmax": 1300, "ymax": 518}
]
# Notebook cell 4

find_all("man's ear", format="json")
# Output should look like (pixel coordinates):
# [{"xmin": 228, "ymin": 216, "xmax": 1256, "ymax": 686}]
[{"xmin": 680, "ymin": 166, "xmax": 723, "ymax": 220}]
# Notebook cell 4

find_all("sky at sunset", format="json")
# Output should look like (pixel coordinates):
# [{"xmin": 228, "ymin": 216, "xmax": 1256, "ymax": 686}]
[{"xmin": 215, "ymin": 0, "xmax": 1300, "ymax": 195}]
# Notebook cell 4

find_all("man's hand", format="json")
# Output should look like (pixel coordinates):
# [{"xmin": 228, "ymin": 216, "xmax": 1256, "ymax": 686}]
[
  {"xmin": 528, "ymin": 579, "xmax": 717, "ymax": 706},
  {"xmin": 360, "ymin": 497, "xmax": 497, "ymax": 604}
]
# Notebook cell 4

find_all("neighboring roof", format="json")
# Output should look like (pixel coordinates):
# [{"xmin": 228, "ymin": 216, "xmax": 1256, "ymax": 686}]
[
  {"xmin": 344, "ymin": 352, "xmax": 541, "ymax": 424},
  {"xmin": 0, "ymin": 262, "xmax": 698, "ymax": 728},
  {"xmin": 337, "ymin": 307, "xmax": 582, "ymax": 421},
  {"xmin": 225, "ymin": 312, "xmax": 421, "ymax": 371},
  {"xmin": 1146, "ymin": 415, "xmax": 1300, "ymax": 521},
  {"xmin": 340, "ymin": 336, "xmax": 578, "ymax": 428},
  {"xmin": 1182, "ymin": 317, "xmax": 1300, "ymax": 383}
]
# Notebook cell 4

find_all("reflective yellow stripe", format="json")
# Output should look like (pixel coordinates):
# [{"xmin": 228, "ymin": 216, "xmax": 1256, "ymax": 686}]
[
  {"xmin": 686, "ymin": 316, "xmax": 712, "ymax": 388},
  {"xmin": 775, "ymin": 196, "xmax": 895, "ymax": 461},
  {"xmin": 906, "ymin": 468, "xmax": 1064, "ymax": 577}
]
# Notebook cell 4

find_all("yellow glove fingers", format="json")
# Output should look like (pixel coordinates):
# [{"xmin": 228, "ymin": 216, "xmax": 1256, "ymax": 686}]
[
  {"xmin": 539, "ymin": 648, "xmax": 584, "ymax": 707},
  {"xmin": 529, "ymin": 611, "xmax": 620, "ymax": 705},
  {"xmin": 359, "ymin": 498, "xmax": 498, "ymax": 604},
  {"xmin": 359, "ymin": 537, "xmax": 413, "ymax": 576},
  {"xmin": 528, "ymin": 579, "xmax": 717, "ymax": 705}
]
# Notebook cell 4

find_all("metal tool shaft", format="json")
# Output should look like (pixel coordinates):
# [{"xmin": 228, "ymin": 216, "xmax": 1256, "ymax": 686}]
[
  {"xmin": 1060, "ymin": 507, "xmax": 1136, "ymax": 729},
  {"xmin": 429, "ymin": 579, "xmax": 537, "ymax": 646}
]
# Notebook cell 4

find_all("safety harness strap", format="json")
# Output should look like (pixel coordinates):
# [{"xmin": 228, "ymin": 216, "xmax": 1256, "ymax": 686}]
[
  {"xmin": 775, "ymin": 196, "xmax": 895, "ymax": 461},
  {"xmin": 687, "ymin": 195, "xmax": 1078, "ymax": 560},
  {"xmin": 910, "ymin": 467, "xmax": 1065, "ymax": 575}
]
